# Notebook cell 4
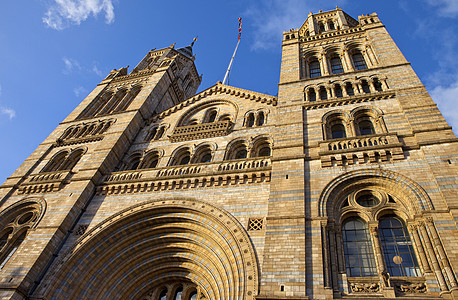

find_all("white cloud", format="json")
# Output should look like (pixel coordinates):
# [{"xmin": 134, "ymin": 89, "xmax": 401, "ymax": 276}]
[
  {"xmin": 73, "ymin": 86, "xmax": 88, "ymax": 97},
  {"xmin": 429, "ymin": 80, "xmax": 458, "ymax": 134},
  {"xmin": 0, "ymin": 107, "xmax": 16, "ymax": 120},
  {"xmin": 92, "ymin": 64, "xmax": 103, "ymax": 77},
  {"xmin": 43, "ymin": 0, "xmax": 115, "ymax": 30},
  {"xmin": 245, "ymin": 0, "xmax": 346, "ymax": 51},
  {"xmin": 63, "ymin": 57, "xmax": 82, "ymax": 74},
  {"xmin": 425, "ymin": 0, "xmax": 458, "ymax": 17}
]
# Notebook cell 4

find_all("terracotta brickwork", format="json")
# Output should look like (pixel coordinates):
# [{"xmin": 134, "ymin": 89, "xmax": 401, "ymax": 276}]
[{"xmin": 0, "ymin": 8, "xmax": 457, "ymax": 300}]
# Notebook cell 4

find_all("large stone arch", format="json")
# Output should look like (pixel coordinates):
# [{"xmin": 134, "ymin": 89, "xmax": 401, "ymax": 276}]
[
  {"xmin": 38, "ymin": 198, "xmax": 258, "ymax": 300},
  {"xmin": 318, "ymin": 168, "xmax": 434, "ymax": 219}
]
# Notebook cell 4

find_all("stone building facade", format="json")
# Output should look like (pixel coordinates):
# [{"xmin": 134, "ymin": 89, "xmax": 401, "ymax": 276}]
[{"xmin": 0, "ymin": 7, "xmax": 457, "ymax": 300}]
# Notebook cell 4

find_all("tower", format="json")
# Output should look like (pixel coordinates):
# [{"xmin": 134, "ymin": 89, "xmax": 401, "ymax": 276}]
[{"xmin": 0, "ymin": 7, "xmax": 457, "ymax": 300}]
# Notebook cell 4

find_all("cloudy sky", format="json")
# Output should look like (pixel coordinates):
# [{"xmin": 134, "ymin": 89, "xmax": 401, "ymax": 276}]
[{"xmin": 0, "ymin": 0, "xmax": 457, "ymax": 183}]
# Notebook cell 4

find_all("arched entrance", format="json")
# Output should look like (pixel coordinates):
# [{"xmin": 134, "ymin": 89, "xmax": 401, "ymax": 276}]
[{"xmin": 38, "ymin": 198, "xmax": 258, "ymax": 299}]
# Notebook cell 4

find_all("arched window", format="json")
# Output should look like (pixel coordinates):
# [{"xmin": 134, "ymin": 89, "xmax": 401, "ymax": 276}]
[
  {"xmin": 352, "ymin": 51, "xmax": 367, "ymax": 70},
  {"xmin": 246, "ymin": 113, "xmax": 255, "ymax": 127},
  {"xmin": 0, "ymin": 231, "xmax": 26, "ymax": 270},
  {"xmin": 147, "ymin": 127, "xmax": 158, "ymax": 141},
  {"xmin": 342, "ymin": 218, "xmax": 377, "ymax": 277},
  {"xmin": 345, "ymin": 82, "xmax": 355, "ymax": 96},
  {"xmin": 140, "ymin": 151, "xmax": 160, "ymax": 169},
  {"xmin": 126, "ymin": 154, "xmax": 141, "ymax": 170},
  {"xmin": 159, "ymin": 288, "xmax": 167, "ymax": 300},
  {"xmin": 334, "ymin": 84, "xmax": 343, "ymax": 98},
  {"xmin": 330, "ymin": 56, "xmax": 344, "ymax": 74},
  {"xmin": 308, "ymin": 88, "xmax": 316, "ymax": 101},
  {"xmin": 173, "ymin": 286, "xmax": 183, "ymax": 300},
  {"xmin": 256, "ymin": 111, "xmax": 265, "ymax": 126},
  {"xmin": 154, "ymin": 127, "xmax": 165, "ymax": 140},
  {"xmin": 319, "ymin": 22, "xmax": 325, "ymax": 33},
  {"xmin": 59, "ymin": 149, "xmax": 85, "ymax": 171},
  {"xmin": 206, "ymin": 110, "xmax": 217, "ymax": 123},
  {"xmin": 331, "ymin": 123, "xmax": 346, "ymax": 139},
  {"xmin": 379, "ymin": 216, "xmax": 420, "ymax": 277},
  {"xmin": 193, "ymin": 146, "xmax": 213, "ymax": 164},
  {"xmin": 309, "ymin": 59, "xmax": 322, "ymax": 78},
  {"xmin": 358, "ymin": 120, "xmax": 375, "ymax": 136},
  {"xmin": 373, "ymin": 78, "xmax": 383, "ymax": 91},
  {"xmin": 361, "ymin": 80, "xmax": 371, "ymax": 93},
  {"xmin": 172, "ymin": 148, "xmax": 191, "ymax": 166},
  {"xmin": 328, "ymin": 21, "xmax": 335, "ymax": 30},
  {"xmin": 319, "ymin": 86, "xmax": 327, "ymax": 100},
  {"xmin": 42, "ymin": 151, "xmax": 69, "ymax": 172},
  {"xmin": 235, "ymin": 149, "xmax": 248, "ymax": 159},
  {"xmin": 189, "ymin": 291, "xmax": 197, "ymax": 300},
  {"xmin": 258, "ymin": 146, "xmax": 271, "ymax": 157}
]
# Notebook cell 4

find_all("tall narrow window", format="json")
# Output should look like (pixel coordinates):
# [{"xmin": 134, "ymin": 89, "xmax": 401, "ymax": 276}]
[
  {"xmin": 0, "ymin": 231, "xmax": 26, "ymax": 270},
  {"xmin": 373, "ymin": 78, "xmax": 383, "ymax": 91},
  {"xmin": 174, "ymin": 286, "xmax": 183, "ymax": 300},
  {"xmin": 328, "ymin": 21, "xmax": 335, "ymax": 30},
  {"xmin": 379, "ymin": 217, "xmax": 420, "ymax": 277},
  {"xmin": 148, "ymin": 127, "xmax": 158, "ymax": 141},
  {"xmin": 361, "ymin": 80, "xmax": 371, "ymax": 93},
  {"xmin": 330, "ymin": 57, "xmax": 344, "ymax": 74},
  {"xmin": 331, "ymin": 123, "xmax": 346, "ymax": 139},
  {"xmin": 256, "ymin": 111, "xmax": 265, "ymax": 126},
  {"xmin": 342, "ymin": 218, "xmax": 377, "ymax": 277},
  {"xmin": 246, "ymin": 113, "xmax": 255, "ymax": 127},
  {"xmin": 309, "ymin": 60, "xmax": 322, "ymax": 78},
  {"xmin": 352, "ymin": 51, "xmax": 367, "ymax": 70},
  {"xmin": 206, "ymin": 110, "xmax": 217, "ymax": 123},
  {"xmin": 319, "ymin": 86, "xmax": 328, "ymax": 100},
  {"xmin": 345, "ymin": 82, "xmax": 355, "ymax": 96},
  {"xmin": 308, "ymin": 89, "xmax": 316, "ymax": 101},
  {"xmin": 154, "ymin": 127, "xmax": 165, "ymax": 140},
  {"xmin": 319, "ymin": 22, "xmax": 325, "ymax": 33},
  {"xmin": 334, "ymin": 84, "xmax": 343, "ymax": 98}
]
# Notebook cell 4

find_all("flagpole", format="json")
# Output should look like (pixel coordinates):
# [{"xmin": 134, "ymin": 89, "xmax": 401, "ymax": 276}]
[{"xmin": 222, "ymin": 18, "xmax": 242, "ymax": 85}]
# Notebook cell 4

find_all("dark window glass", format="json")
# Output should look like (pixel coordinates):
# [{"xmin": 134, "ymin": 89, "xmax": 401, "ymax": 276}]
[
  {"xmin": 159, "ymin": 288, "xmax": 167, "ymax": 300},
  {"xmin": 189, "ymin": 291, "xmax": 197, "ymax": 300},
  {"xmin": 352, "ymin": 52, "xmax": 367, "ymax": 70},
  {"xmin": 174, "ymin": 286, "xmax": 183, "ymax": 300},
  {"xmin": 334, "ymin": 85, "xmax": 343, "ymax": 98},
  {"xmin": 331, "ymin": 124, "xmax": 346, "ymax": 139},
  {"xmin": 200, "ymin": 153, "xmax": 212, "ymax": 163},
  {"xmin": 319, "ymin": 87, "xmax": 328, "ymax": 100},
  {"xmin": 358, "ymin": 120, "xmax": 375, "ymax": 136},
  {"xmin": 147, "ymin": 159, "xmax": 158, "ymax": 168},
  {"xmin": 379, "ymin": 217, "xmax": 420, "ymax": 277},
  {"xmin": 257, "ymin": 112, "xmax": 265, "ymax": 126},
  {"xmin": 328, "ymin": 21, "xmax": 335, "ymax": 30},
  {"xmin": 330, "ymin": 57, "xmax": 344, "ymax": 74},
  {"xmin": 258, "ymin": 146, "xmax": 271, "ymax": 157},
  {"xmin": 373, "ymin": 78, "xmax": 383, "ymax": 91},
  {"xmin": 246, "ymin": 113, "xmax": 255, "ymax": 127},
  {"xmin": 309, "ymin": 60, "xmax": 322, "ymax": 78},
  {"xmin": 319, "ymin": 23, "xmax": 325, "ymax": 32},
  {"xmin": 361, "ymin": 80, "xmax": 371, "ymax": 93},
  {"xmin": 235, "ymin": 149, "xmax": 247, "ymax": 159},
  {"xmin": 345, "ymin": 83, "xmax": 355, "ymax": 96},
  {"xmin": 309, "ymin": 89, "xmax": 316, "ymax": 101},
  {"xmin": 179, "ymin": 154, "xmax": 190, "ymax": 165},
  {"xmin": 342, "ymin": 218, "xmax": 377, "ymax": 277},
  {"xmin": 356, "ymin": 193, "xmax": 379, "ymax": 207},
  {"xmin": 207, "ymin": 110, "xmax": 217, "ymax": 123}
]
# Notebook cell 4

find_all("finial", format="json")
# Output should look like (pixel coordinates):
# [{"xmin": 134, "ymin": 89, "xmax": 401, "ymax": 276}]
[{"xmin": 190, "ymin": 36, "xmax": 198, "ymax": 47}]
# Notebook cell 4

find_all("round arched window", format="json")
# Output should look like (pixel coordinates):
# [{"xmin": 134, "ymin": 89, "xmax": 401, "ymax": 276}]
[{"xmin": 355, "ymin": 192, "xmax": 380, "ymax": 208}]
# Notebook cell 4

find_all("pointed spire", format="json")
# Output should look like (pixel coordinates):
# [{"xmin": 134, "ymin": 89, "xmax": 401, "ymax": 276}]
[{"xmin": 177, "ymin": 37, "xmax": 198, "ymax": 59}]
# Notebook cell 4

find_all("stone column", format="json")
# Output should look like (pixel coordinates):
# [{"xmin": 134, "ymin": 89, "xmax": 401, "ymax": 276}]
[
  {"xmin": 426, "ymin": 218, "xmax": 458, "ymax": 290},
  {"xmin": 322, "ymin": 222, "xmax": 332, "ymax": 289},
  {"xmin": 328, "ymin": 224, "xmax": 339, "ymax": 292},
  {"xmin": 418, "ymin": 222, "xmax": 448, "ymax": 291},
  {"xmin": 368, "ymin": 224, "xmax": 387, "ymax": 280},
  {"xmin": 320, "ymin": 52, "xmax": 330, "ymax": 76},
  {"xmin": 408, "ymin": 224, "xmax": 432, "ymax": 274},
  {"xmin": 326, "ymin": 86, "xmax": 333, "ymax": 99},
  {"xmin": 365, "ymin": 45, "xmax": 378, "ymax": 66},
  {"xmin": 342, "ymin": 48, "xmax": 354, "ymax": 72}
]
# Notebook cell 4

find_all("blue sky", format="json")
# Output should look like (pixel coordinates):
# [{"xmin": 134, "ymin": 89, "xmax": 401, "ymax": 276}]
[{"xmin": 1, "ymin": 0, "xmax": 458, "ymax": 183}]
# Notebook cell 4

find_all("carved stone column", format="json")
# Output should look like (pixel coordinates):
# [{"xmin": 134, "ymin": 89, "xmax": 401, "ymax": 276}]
[
  {"xmin": 365, "ymin": 45, "xmax": 378, "ymax": 66},
  {"xmin": 322, "ymin": 222, "xmax": 332, "ymax": 289},
  {"xmin": 426, "ymin": 218, "xmax": 458, "ymax": 290},
  {"xmin": 326, "ymin": 86, "xmax": 333, "ymax": 99},
  {"xmin": 320, "ymin": 52, "xmax": 330, "ymax": 76},
  {"xmin": 342, "ymin": 48, "xmax": 354, "ymax": 72},
  {"xmin": 408, "ymin": 224, "xmax": 432, "ymax": 274},
  {"xmin": 368, "ymin": 224, "xmax": 387, "ymax": 283},
  {"xmin": 418, "ymin": 222, "xmax": 448, "ymax": 291},
  {"xmin": 328, "ymin": 224, "xmax": 339, "ymax": 292}
]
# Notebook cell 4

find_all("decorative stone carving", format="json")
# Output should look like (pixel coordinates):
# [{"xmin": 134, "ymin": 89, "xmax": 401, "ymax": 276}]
[
  {"xmin": 350, "ymin": 282, "xmax": 380, "ymax": 293},
  {"xmin": 395, "ymin": 282, "xmax": 427, "ymax": 293}
]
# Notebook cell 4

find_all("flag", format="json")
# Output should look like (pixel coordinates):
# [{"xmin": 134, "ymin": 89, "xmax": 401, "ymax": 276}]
[{"xmin": 238, "ymin": 17, "xmax": 242, "ymax": 40}]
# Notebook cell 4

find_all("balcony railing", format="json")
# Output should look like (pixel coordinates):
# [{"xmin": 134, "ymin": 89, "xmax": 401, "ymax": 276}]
[
  {"xmin": 319, "ymin": 133, "xmax": 401, "ymax": 154},
  {"xmin": 169, "ymin": 120, "xmax": 232, "ymax": 142},
  {"xmin": 103, "ymin": 158, "xmax": 271, "ymax": 183}
]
